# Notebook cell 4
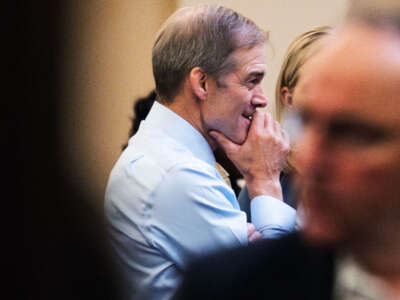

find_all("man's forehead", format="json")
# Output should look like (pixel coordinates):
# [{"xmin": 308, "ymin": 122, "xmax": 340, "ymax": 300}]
[
  {"xmin": 293, "ymin": 23, "xmax": 400, "ymax": 130},
  {"xmin": 232, "ymin": 45, "xmax": 267, "ymax": 69},
  {"xmin": 296, "ymin": 24, "xmax": 400, "ymax": 104}
]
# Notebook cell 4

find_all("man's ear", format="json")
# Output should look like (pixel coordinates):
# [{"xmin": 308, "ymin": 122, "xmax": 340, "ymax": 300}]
[
  {"xmin": 280, "ymin": 86, "xmax": 294, "ymax": 107},
  {"xmin": 189, "ymin": 67, "xmax": 208, "ymax": 101}
]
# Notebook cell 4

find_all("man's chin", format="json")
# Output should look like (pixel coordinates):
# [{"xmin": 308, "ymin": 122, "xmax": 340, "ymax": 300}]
[
  {"xmin": 234, "ymin": 137, "xmax": 246, "ymax": 145},
  {"xmin": 210, "ymin": 128, "xmax": 247, "ymax": 146},
  {"xmin": 232, "ymin": 132, "xmax": 248, "ymax": 145},
  {"xmin": 224, "ymin": 134, "xmax": 246, "ymax": 146}
]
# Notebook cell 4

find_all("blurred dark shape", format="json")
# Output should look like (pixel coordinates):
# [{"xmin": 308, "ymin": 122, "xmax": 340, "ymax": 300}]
[
  {"xmin": 20, "ymin": 1, "xmax": 123, "ymax": 299},
  {"xmin": 174, "ymin": 233, "xmax": 334, "ymax": 300}
]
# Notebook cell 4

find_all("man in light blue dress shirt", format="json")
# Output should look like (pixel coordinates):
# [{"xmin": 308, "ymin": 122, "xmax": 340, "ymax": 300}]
[{"xmin": 105, "ymin": 5, "xmax": 296, "ymax": 299}]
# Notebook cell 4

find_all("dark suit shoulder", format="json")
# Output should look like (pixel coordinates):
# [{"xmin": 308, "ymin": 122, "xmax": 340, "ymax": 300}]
[{"xmin": 175, "ymin": 232, "xmax": 335, "ymax": 300}]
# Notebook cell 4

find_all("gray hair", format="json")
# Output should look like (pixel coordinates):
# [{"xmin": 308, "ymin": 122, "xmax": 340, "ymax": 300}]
[
  {"xmin": 347, "ymin": 0, "xmax": 400, "ymax": 31},
  {"xmin": 152, "ymin": 5, "xmax": 267, "ymax": 103}
]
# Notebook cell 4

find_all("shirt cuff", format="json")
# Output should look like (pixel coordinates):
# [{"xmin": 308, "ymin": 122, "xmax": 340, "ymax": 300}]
[{"xmin": 250, "ymin": 195, "xmax": 297, "ymax": 239}]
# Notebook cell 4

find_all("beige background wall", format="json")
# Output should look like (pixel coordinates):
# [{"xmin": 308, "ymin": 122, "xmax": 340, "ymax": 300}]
[
  {"xmin": 62, "ymin": 0, "xmax": 176, "ymax": 207},
  {"xmin": 62, "ymin": 0, "xmax": 349, "ymax": 208}
]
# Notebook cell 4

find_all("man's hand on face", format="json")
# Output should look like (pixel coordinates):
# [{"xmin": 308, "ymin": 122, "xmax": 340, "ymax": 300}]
[{"xmin": 210, "ymin": 111, "xmax": 290, "ymax": 200}]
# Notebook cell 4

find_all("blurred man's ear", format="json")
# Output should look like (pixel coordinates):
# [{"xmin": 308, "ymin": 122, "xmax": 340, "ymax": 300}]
[
  {"xmin": 189, "ymin": 67, "xmax": 208, "ymax": 101},
  {"xmin": 281, "ymin": 87, "xmax": 294, "ymax": 107}
]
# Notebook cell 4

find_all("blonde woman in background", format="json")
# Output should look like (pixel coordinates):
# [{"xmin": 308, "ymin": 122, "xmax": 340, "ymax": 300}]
[
  {"xmin": 276, "ymin": 26, "xmax": 332, "ymax": 124},
  {"xmin": 238, "ymin": 26, "xmax": 333, "ymax": 231}
]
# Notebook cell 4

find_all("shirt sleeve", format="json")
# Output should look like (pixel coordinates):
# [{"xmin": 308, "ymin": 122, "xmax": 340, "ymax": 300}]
[
  {"xmin": 238, "ymin": 185, "xmax": 297, "ymax": 238},
  {"xmin": 148, "ymin": 163, "xmax": 248, "ymax": 269},
  {"xmin": 251, "ymin": 195, "xmax": 296, "ymax": 239}
]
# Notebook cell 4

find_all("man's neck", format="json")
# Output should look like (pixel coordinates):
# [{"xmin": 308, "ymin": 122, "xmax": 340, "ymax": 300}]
[{"xmin": 166, "ymin": 93, "xmax": 217, "ymax": 150}]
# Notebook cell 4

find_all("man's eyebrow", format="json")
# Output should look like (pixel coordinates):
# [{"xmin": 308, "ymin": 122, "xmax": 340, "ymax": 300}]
[
  {"xmin": 251, "ymin": 71, "xmax": 265, "ymax": 76},
  {"xmin": 330, "ymin": 115, "xmax": 395, "ymax": 134},
  {"xmin": 330, "ymin": 113, "xmax": 388, "ymax": 128},
  {"xmin": 299, "ymin": 109, "xmax": 396, "ymax": 136},
  {"xmin": 245, "ymin": 71, "xmax": 265, "ymax": 80}
]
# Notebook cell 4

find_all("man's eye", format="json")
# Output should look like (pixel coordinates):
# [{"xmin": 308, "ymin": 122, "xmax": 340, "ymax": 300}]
[
  {"xmin": 329, "ymin": 123, "xmax": 389, "ymax": 146},
  {"xmin": 246, "ymin": 78, "xmax": 260, "ymax": 89}
]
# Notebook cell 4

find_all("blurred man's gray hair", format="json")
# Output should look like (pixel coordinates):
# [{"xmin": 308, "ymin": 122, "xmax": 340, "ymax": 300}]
[{"xmin": 347, "ymin": 0, "xmax": 400, "ymax": 30}]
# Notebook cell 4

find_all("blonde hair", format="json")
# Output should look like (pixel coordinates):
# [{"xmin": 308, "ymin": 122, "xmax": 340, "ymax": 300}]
[
  {"xmin": 275, "ymin": 26, "xmax": 332, "ymax": 172},
  {"xmin": 275, "ymin": 26, "xmax": 332, "ymax": 122}
]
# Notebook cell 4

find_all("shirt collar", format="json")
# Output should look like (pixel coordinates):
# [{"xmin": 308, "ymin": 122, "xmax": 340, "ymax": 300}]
[{"xmin": 142, "ymin": 101, "xmax": 216, "ymax": 167}]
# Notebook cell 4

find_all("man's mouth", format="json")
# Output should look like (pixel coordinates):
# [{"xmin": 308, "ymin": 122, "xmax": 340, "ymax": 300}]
[{"xmin": 242, "ymin": 113, "xmax": 253, "ymax": 121}]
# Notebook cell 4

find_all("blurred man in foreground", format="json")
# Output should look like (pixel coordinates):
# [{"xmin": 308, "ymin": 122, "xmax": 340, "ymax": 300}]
[{"xmin": 176, "ymin": 12, "xmax": 400, "ymax": 300}]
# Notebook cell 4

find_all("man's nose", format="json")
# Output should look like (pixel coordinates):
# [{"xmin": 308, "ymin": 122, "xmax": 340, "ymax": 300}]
[{"xmin": 252, "ymin": 85, "xmax": 267, "ymax": 108}]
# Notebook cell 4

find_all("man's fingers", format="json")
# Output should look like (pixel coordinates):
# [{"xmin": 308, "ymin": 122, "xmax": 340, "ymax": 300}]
[
  {"xmin": 247, "ymin": 222, "xmax": 256, "ymax": 237},
  {"xmin": 249, "ymin": 231, "xmax": 262, "ymax": 243},
  {"xmin": 282, "ymin": 128, "xmax": 290, "ymax": 146},
  {"xmin": 247, "ymin": 110, "xmax": 266, "ymax": 138},
  {"xmin": 273, "ymin": 119, "xmax": 280, "ymax": 132},
  {"xmin": 265, "ymin": 112, "xmax": 272, "ymax": 128},
  {"xmin": 251, "ymin": 110, "xmax": 265, "ymax": 127}
]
